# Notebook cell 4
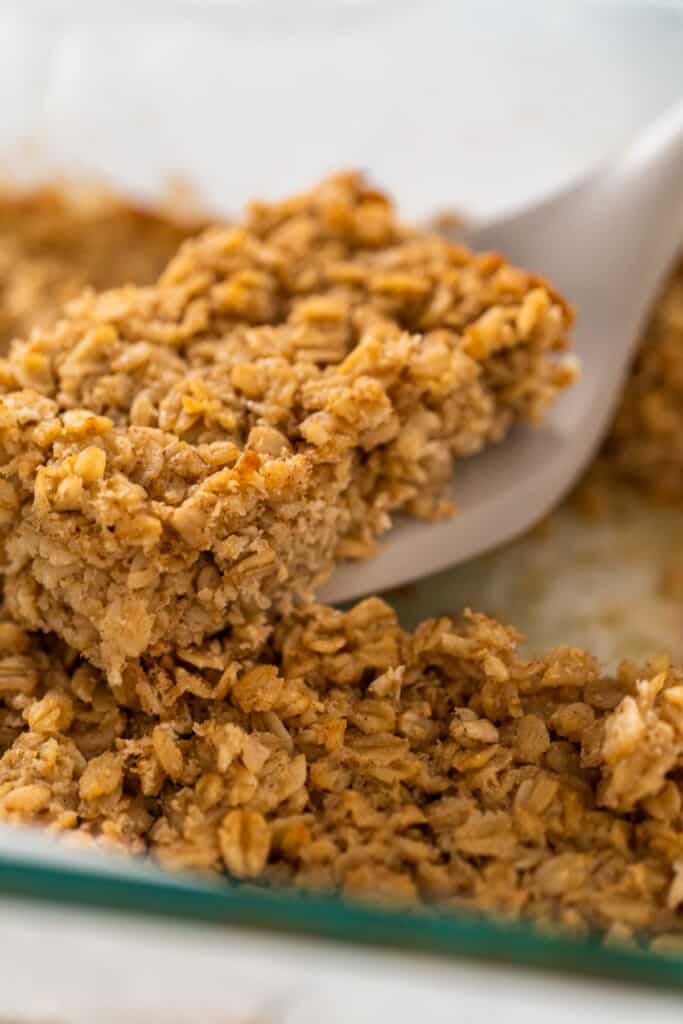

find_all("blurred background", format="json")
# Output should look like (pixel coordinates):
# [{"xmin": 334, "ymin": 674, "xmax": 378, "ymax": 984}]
[{"xmin": 3, "ymin": 0, "xmax": 683, "ymax": 219}]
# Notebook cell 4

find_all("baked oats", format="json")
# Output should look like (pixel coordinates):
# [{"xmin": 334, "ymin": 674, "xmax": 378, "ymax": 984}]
[
  {"xmin": 0, "ymin": 185, "xmax": 202, "ymax": 351},
  {"xmin": 3, "ymin": 179, "xmax": 683, "ymax": 946},
  {"xmin": 601, "ymin": 255, "xmax": 683, "ymax": 500},
  {"xmin": 2, "ymin": 595, "xmax": 683, "ymax": 944},
  {"xmin": 0, "ymin": 174, "xmax": 575, "ymax": 681}
]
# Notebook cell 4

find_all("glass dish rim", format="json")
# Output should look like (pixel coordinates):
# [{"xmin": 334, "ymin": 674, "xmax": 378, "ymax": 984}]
[{"xmin": 0, "ymin": 848, "xmax": 682, "ymax": 989}]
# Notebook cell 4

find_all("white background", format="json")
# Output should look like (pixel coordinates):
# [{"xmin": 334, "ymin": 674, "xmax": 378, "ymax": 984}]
[{"xmin": 3, "ymin": 0, "xmax": 683, "ymax": 219}]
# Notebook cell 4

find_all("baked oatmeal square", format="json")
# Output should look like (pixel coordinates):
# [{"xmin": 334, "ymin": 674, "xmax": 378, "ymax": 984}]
[{"xmin": 0, "ymin": 174, "xmax": 574, "ymax": 680}]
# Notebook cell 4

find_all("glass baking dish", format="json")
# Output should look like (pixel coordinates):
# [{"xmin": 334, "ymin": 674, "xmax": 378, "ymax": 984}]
[
  {"xmin": 3, "ymin": 0, "xmax": 683, "ymax": 987},
  {"xmin": 1, "ymin": 824, "xmax": 683, "ymax": 988}
]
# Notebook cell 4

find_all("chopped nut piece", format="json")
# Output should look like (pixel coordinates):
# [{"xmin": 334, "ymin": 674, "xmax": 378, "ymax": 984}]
[
  {"xmin": 79, "ymin": 752, "xmax": 122, "ymax": 801},
  {"xmin": 73, "ymin": 446, "xmax": 106, "ymax": 483},
  {"xmin": 219, "ymin": 809, "xmax": 271, "ymax": 878}
]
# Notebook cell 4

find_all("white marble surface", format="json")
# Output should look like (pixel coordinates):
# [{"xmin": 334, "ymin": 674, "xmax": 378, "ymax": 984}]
[{"xmin": 2, "ymin": 897, "xmax": 683, "ymax": 1024}]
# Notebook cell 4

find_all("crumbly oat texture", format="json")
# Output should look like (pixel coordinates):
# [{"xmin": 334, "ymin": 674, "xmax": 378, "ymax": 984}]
[
  {"xmin": 3, "ymin": 595, "xmax": 683, "ymax": 945},
  {"xmin": 0, "ymin": 185, "xmax": 202, "ymax": 350},
  {"xmin": 0, "ymin": 173, "xmax": 574, "ymax": 680},
  {"xmin": 601, "ymin": 255, "xmax": 683, "ymax": 499}
]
